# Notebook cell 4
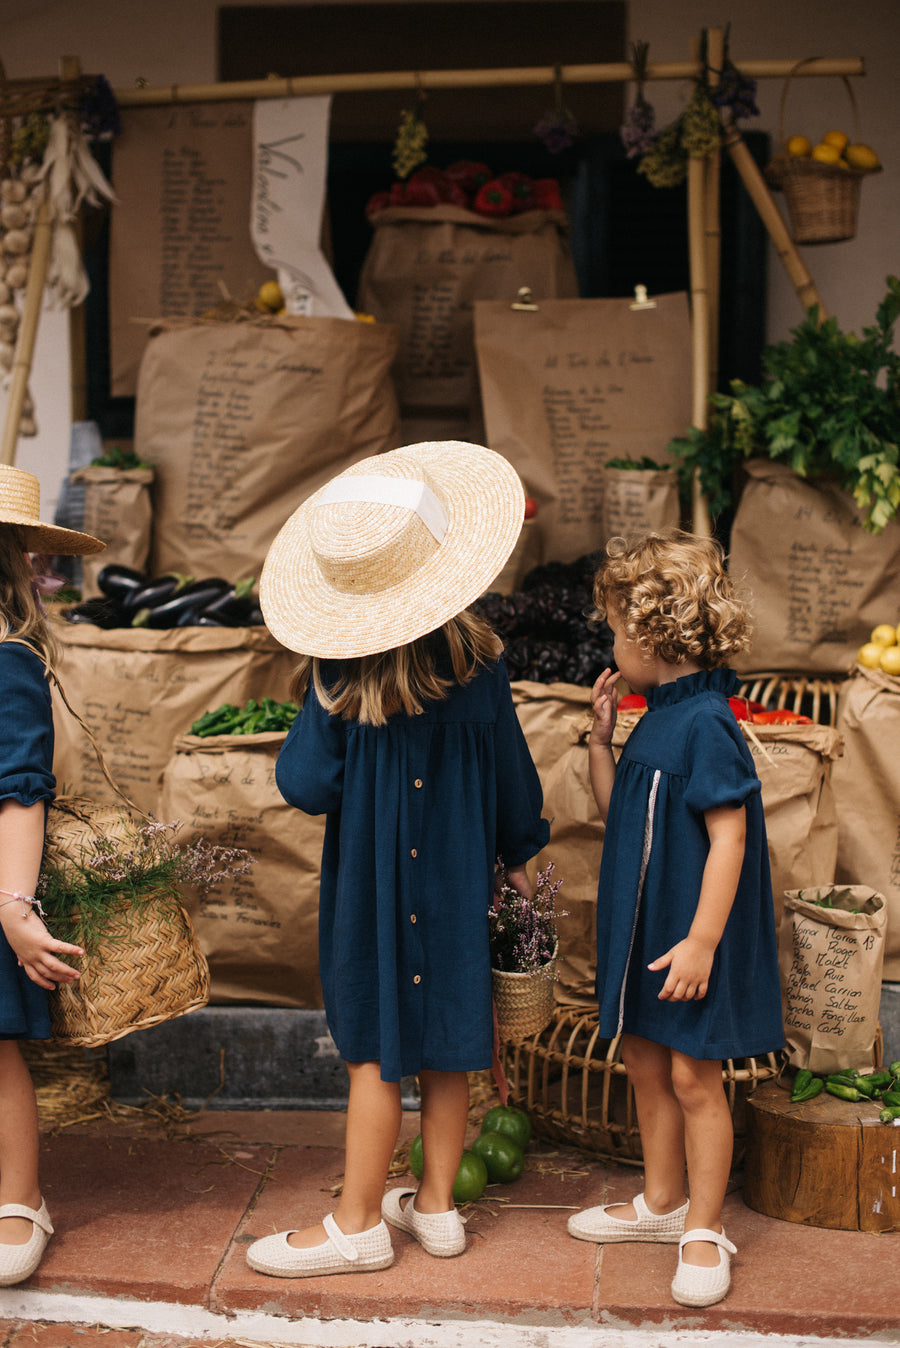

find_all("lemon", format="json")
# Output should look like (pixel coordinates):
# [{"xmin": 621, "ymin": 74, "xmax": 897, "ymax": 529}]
[
  {"xmin": 871, "ymin": 624, "xmax": 897, "ymax": 647},
  {"xmin": 811, "ymin": 143, "xmax": 841, "ymax": 165},
  {"xmin": 880, "ymin": 645, "xmax": 900, "ymax": 677},
  {"xmin": 822, "ymin": 129, "xmax": 849, "ymax": 153},
  {"xmin": 845, "ymin": 142, "xmax": 881, "ymax": 172},
  {"xmin": 256, "ymin": 280, "xmax": 284, "ymax": 312},
  {"xmin": 785, "ymin": 134, "xmax": 813, "ymax": 158},
  {"xmin": 858, "ymin": 642, "xmax": 884, "ymax": 669}
]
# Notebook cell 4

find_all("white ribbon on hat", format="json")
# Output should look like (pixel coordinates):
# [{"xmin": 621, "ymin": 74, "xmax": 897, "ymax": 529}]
[{"xmin": 318, "ymin": 474, "xmax": 448, "ymax": 543}]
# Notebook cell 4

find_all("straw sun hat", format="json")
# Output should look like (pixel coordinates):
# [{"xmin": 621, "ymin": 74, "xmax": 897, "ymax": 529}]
[
  {"xmin": 260, "ymin": 441, "xmax": 525, "ymax": 658},
  {"xmin": 0, "ymin": 464, "xmax": 104, "ymax": 555}
]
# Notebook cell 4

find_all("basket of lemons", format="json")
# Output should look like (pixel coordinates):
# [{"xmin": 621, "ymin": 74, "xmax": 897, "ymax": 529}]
[{"xmin": 765, "ymin": 60, "xmax": 882, "ymax": 244}]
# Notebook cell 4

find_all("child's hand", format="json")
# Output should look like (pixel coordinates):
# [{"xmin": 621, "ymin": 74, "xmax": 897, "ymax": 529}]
[
  {"xmin": 3, "ymin": 914, "xmax": 83, "ymax": 991},
  {"xmin": 648, "ymin": 937, "xmax": 714, "ymax": 1001},
  {"xmin": 589, "ymin": 667, "xmax": 621, "ymax": 746},
  {"xmin": 496, "ymin": 864, "xmax": 534, "ymax": 903}
]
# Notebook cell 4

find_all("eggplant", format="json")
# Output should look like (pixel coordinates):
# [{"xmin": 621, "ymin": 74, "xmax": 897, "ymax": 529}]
[
  {"xmin": 65, "ymin": 596, "xmax": 126, "ymax": 629},
  {"xmin": 96, "ymin": 564, "xmax": 146, "ymax": 602},
  {"xmin": 192, "ymin": 578, "xmax": 258, "ymax": 628},
  {"xmin": 135, "ymin": 578, "xmax": 232, "ymax": 629},
  {"xmin": 121, "ymin": 572, "xmax": 189, "ymax": 613}
]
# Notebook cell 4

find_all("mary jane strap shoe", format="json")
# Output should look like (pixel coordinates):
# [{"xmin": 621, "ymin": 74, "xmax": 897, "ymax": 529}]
[
  {"xmin": 567, "ymin": 1192, "xmax": 689, "ymax": 1244},
  {"xmin": 381, "ymin": 1187, "xmax": 467, "ymax": 1257},
  {"xmin": 0, "ymin": 1200, "xmax": 53, "ymax": 1286},
  {"xmin": 246, "ymin": 1212, "xmax": 394, "ymax": 1278},
  {"xmin": 671, "ymin": 1227, "xmax": 737, "ymax": 1307}
]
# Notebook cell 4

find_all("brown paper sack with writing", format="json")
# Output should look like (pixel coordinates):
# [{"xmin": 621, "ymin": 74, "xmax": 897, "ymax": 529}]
[
  {"xmin": 522, "ymin": 703, "xmax": 842, "ymax": 1005},
  {"xmin": 730, "ymin": 460, "xmax": 900, "ymax": 674},
  {"xmin": 833, "ymin": 665, "xmax": 900, "ymax": 978},
  {"xmin": 600, "ymin": 465, "xmax": 681, "ymax": 545},
  {"xmin": 135, "ymin": 316, "xmax": 400, "ymax": 582},
  {"xmin": 160, "ymin": 733, "xmax": 323, "ymax": 1007},
  {"xmin": 358, "ymin": 206, "xmax": 578, "ymax": 419},
  {"xmin": 474, "ymin": 294, "xmax": 691, "ymax": 564},
  {"xmin": 778, "ymin": 886, "xmax": 885, "ymax": 1072},
  {"xmin": 50, "ymin": 622, "xmax": 296, "ymax": 817},
  {"xmin": 72, "ymin": 466, "xmax": 154, "ymax": 599}
]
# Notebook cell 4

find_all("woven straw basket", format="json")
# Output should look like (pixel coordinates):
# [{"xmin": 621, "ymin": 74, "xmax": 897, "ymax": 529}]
[
  {"xmin": 492, "ymin": 943, "xmax": 558, "ymax": 1041},
  {"xmin": 765, "ymin": 62, "xmax": 879, "ymax": 245},
  {"xmin": 43, "ymin": 796, "xmax": 210, "ymax": 1049}
]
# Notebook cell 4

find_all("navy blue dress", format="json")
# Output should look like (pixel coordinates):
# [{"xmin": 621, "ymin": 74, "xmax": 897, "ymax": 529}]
[
  {"xmin": 276, "ymin": 655, "xmax": 550, "ymax": 1082},
  {"xmin": 596, "ymin": 668, "xmax": 783, "ymax": 1061},
  {"xmin": 0, "ymin": 642, "xmax": 56, "ymax": 1040}
]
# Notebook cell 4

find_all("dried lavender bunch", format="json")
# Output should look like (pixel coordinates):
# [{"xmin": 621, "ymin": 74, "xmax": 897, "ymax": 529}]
[
  {"xmin": 489, "ymin": 859, "xmax": 565, "ymax": 975},
  {"xmin": 620, "ymin": 40, "xmax": 657, "ymax": 159}
]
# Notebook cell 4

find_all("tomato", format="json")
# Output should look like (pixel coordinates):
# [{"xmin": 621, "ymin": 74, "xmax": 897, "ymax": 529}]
[
  {"xmin": 480, "ymin": 1104, "xmax": 532, "ymax": 1150},
  {"xmin": 470, "ymin": 1131, "xmax": 525, "ymax": 1184},
  {"xmin": 452, "ymin": 1150, "xmax": 489, "ymax": 1202},
  {"xmin": 523, "ymin": 496, "xmax": 539, "ymax": 519},
  {"xmin": 617, "ymin": 693, "xmax": 647, "ymax": 712}
]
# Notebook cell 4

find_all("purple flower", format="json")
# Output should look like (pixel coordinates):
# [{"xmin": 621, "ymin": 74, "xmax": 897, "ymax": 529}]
[
  {"xmin": 621, "ymin": 100, "xmax": 658, "ymax": 159},
  {"xmin": 534, "ymin": 108, "xmax": 579, "ymax": 154}
]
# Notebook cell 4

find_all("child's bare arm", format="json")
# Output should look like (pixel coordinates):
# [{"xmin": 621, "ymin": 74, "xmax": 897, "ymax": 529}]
[
  {"xmin": 0, "ymin": 800, "xmax": 83, "ymax": 990},
  {"xmin": 588, "ymin": 667, "xmax": 621, "ymax": 821},
  {"xmin": 648, "ymin": 804, "xmax": 746, "ymax": 1001}
]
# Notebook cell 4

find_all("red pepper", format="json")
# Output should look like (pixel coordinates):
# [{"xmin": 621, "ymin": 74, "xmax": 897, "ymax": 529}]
[
  {"xmin": 617, "ymin": 693, "xmax": 647, "ymax": 711},
  {"xmin": 444, "ymin": 159, "xmax": 493, "ymax": 196},
  {"xmin": 532, "ymin": 178, "xmax": 564, "ymax": 211},
  {"xmin": 365, "ymin": 190, "xmax": 391, "ymax": 216},
  {"xmin": 473, "ymin": 179, "xmax": 516, "ymax": 216},
  {"xmin": 497, "ymin": 171, "xmax": 536, "ymax": 212},
  {"xmin": 750, "ymin": 709, "xmax": 814, "ymax": 725},
  {"xmin": 728, "ymin": 695, "xmax": 765, "ymax": 721},
  {"xmin": 392, "ymin": 178, "xmax": 442, "ymax": 208}
]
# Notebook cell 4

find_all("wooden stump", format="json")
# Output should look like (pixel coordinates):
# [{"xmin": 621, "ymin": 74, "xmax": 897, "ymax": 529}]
[{"xmin": 744, "ymin": 1080, "xmax": 900, "ymax": 1233}]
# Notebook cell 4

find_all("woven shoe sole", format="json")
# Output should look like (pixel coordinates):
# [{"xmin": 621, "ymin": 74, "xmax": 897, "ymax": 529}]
[
  {"xmin": 568, "ymin": 1193, "xmax": 689, "ymax": 1244},
  {"xmin": 246, "ymin": 1214, "xmax": 394, "ymax": 1278},
  {"xmin": 382, "ymin": 1188, "xmax": 467, "ymax": 1257}
]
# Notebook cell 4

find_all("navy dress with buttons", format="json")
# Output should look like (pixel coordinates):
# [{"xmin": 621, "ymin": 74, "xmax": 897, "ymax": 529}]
[
  {"xmin": 276, "ymin": 654, "xmax": 550, "ymax": 1082},
  {"xmin": 0, "ymin": 643, "xmax": 56, "ymax": 1040}
]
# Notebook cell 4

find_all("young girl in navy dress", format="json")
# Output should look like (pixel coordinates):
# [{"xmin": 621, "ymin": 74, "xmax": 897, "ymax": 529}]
[
  {"xmin": 247, "ymin": 441, "xmax": 549, "ymax": 1278},
  {"xmin": 0, "ymin": 465, "xmax": 104, "ymax": 1285},
  {"xmin": 568, "ymin": 530, "xmax": 782, "ymax": 1309}
]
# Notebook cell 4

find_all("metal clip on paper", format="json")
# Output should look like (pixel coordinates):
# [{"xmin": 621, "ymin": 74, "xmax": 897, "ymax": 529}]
[
  {"xmin": 629, "ymin": 284, "xmax": 657, "ymax": 311},
  {"xmin": 511, "ymin": 286, "xmax": 539, "ymax": 311}
]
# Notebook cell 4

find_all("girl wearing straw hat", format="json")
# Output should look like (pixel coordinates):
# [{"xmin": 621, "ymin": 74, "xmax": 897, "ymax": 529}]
[
  {"xmin": 246, "ymin": 441, "xmax": 549, "ymax": 1278},
  {"xmin": 0, "ymin": 464, "xmax": 104, "ymax": 1285}
]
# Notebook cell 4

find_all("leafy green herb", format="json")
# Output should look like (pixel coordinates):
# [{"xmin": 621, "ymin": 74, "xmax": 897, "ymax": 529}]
[
  {"xmin": 90, "ymin": 444, "xmax": 152, "ymax": 471},
  {"xmin": 668, "ymin": 276, "xmax": 900, "ymax": 531},
  {"xmin": 604, "ymin": 456, "xmax": 667, "ymax": 471}
]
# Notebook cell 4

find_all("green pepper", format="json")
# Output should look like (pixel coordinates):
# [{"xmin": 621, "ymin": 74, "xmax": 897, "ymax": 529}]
[
  {"xmin": 792, "ymin": 1077, "xmax": 824, "ymax": 1104},
  {"xmin": 825, "ymin": 1081, "xmax": 860, "ymax": 1102},
  {"xmin": 790, "ymin": 1069, "xmax": 813, "ymax": 1102},
  {"xmin": 190, "ymin": 703, "xmax": 239, "ymax": 736},
  {"xmin": 880, "ymin": 1090, "xmax": 900, "ymax": 1108},
  {"xmin": 879, "ymin": 1106, "xmax": 900, "ymax": 1124},
  {"xmin": 862, "ymin": 1071, "xmax": 894, "ymax": 1090},
  {"xmin": 853, "ymin": 1076, "xmax": 879, "ymax": 1098}
]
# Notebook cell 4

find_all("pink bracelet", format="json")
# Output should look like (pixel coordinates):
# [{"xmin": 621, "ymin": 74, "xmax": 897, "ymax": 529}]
[{"xmin": 0, "ymin": 888, "xmax": 45, "ymax": 919}]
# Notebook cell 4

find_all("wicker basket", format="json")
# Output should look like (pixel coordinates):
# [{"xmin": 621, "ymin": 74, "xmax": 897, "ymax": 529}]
[
  {"xmin": 736, "ymin": 674, "xmax": 845, "ymax": 727},
  {"xmin": 764, "ymin": 62, "xmax": 879, "ymax": 245},
  {"xmin": 499, "ymin": 1005, "xmax": 779, "ymax": 1165},
  {"xmin": 492, "ymin": 943, "xmax": 558, "ymax": 1041}
]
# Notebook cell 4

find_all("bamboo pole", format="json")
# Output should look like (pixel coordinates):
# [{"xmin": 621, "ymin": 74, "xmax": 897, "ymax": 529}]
[
  {"xmin": 0, "ymin": 195, "xmax": 52, "ymax": 465},
  {"xmin": 720, "ymin": 124, "xmax": 825, "ymax": 316},
  {"xmin": 687, "ymin": 36, "xmax": 712, "ymax": 538},
  {"xmin": 704, "ymin": 28, "xmax": 725, "ymax": 399},
  {"xmin": 111, "ymin": 56, "xmax": 864, "ymax": 108}
]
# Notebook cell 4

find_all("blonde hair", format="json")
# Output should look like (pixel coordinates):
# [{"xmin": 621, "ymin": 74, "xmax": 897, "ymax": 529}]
[
  {"xmin": 0, "ymin": 525, "xmax": 55, "ymax": 667},
  {"xmin": 592, "ymin": 529, "xmax": 751, "ymax": 668},
  {"xmin": 289, "ymin": 608, "xmax": 503, "ymax": 725}
]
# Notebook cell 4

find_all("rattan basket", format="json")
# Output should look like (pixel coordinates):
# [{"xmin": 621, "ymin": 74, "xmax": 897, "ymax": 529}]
[
  {"xmin": 765, "ymin": 61, "xmax": 879, "ymax": 245},
  {"xmin": 492, "ymin": 943, "xmax": 558, "ymax": 1041},
  {"xmin": 736, "ymin": 674, "xmax": 845, "ymax": 726},
  {"xmin": 499, "ymin": 1005, "xmax": 779, "ymax": 1165}
]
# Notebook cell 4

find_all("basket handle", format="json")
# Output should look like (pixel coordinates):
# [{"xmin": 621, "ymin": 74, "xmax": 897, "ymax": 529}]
[{"xmin": 778, "ymin": 57, "xmax": 861, "ymax": 151}]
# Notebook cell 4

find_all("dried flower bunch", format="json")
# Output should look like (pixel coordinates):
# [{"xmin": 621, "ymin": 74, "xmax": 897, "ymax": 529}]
[
  {"xmin": 489, "ymin": 859, "xmax": 565, "ymax": 976},
  {"xmin": 39, "ymin": 816, "xmax": 253, "ymax": 957}
]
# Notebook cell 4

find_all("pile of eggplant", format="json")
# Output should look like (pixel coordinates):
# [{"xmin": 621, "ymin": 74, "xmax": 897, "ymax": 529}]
[{"xmin": 65, "ymin": 566, "xmax": 264, "ymax": 629}]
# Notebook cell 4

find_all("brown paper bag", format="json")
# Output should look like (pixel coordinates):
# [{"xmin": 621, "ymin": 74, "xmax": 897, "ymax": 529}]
[
  {"xmin": 160, "ymin": 732, "xmax": 323, "ymax": 1008},
  {"xmin": 51, "ymin": 621, "xmax": 296, "ymax": 816},
  {"xmin": 833, "ymin": 665, "xmax": 900, "ymax": 978},
  {"xmin": 600, "ymin": 465, "xmax": 681, "ymax": 545},
  {"xmin": 779, "ymin": 885, "xmax": 886, "ymax": 1072},
  {"xmin": 358, "ymin": 206, "xmax": 578, "ymax": 416},
  {"xmin": 730, "ymin": 460, "xmax": 900, "ymax": 674},
  {"xmin": 135, "ymin": 316, "xmax": 400, "ymax": 582},
  {"xmin": 474, "ymin": 294, "xmax": 691, "ymax": 564},
  {"xmin": 72, "ymin": 466, "xmax": 154, "ymax": 599}
]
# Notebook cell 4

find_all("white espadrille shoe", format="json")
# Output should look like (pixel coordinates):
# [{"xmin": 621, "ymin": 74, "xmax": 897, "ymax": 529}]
[
  {"xmin": 381, "ymin": 1188, "xmax": 467, "ymax": 1257},
  {"xmin": 567, "ymin": 1192, "xmax": 689, "ymax": 1244},
  {"xmin": 0, "ymin": 1200, "xmax": 53, "ymax": 1286},
  {"xmin": 246, "ymin": 1213, "xmax": 394, "ymax": 1278},
  {"xmin": 670, "ymin": 1227, "xmax": 737, "ymax": 1307}
]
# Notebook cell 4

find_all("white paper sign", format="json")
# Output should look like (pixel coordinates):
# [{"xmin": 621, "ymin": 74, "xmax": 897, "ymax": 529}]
[{"xmin": 251, "ymin": 96, "xmax": 354, "ymax": 319}]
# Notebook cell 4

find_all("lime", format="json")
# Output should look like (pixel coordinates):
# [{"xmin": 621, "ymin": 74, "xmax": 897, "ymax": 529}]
[
  {"xmin": 471, "ymin": 1131, "xmax": 525, "ymax": 1184},
  {"xmin": 408, "ymin": 1133, "xmax": 424, "ymax": 1180},
  {"xmin": 452, "ymin": 1150, "xmax": 488, "ymax": 1202},
  {"xmin": 480, "ymin": 1104, "xmax": 532, "ymax": 1151}
]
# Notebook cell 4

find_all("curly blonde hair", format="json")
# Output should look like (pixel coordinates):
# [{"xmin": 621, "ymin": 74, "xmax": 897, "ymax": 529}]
[{"xmin": 592, "ymin": 529, "xmax": 751, "ymax": 668}]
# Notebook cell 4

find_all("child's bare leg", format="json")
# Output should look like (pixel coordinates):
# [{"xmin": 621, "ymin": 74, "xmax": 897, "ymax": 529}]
[
  {"xmin": 670, "ymin": 1050, "xmax": 732, "ymax": 1266},
  {"xmin": 288, "ymin": 1059, "xmax": 401, "ymax": 1248},
  {"xmin": 0, "ymin": 1041, "xmax": 43, "ymax": 1245},
  {"xmin": 614, "ymin": 1034, "xmax": 688, "ymax": 1218},
  {"xmin": 412, "ymin": 1070, "xmax": 469, "ymax": 1213}
]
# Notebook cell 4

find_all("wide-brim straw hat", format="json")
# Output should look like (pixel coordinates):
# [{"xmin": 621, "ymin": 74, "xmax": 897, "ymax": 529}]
[
  {"xmin": 0, "ymin": 464, "xmax": 104, "ymax": 556},
  {"xmin": 260, "ymin": 441, "xmax": 525, "ymax": 658}
]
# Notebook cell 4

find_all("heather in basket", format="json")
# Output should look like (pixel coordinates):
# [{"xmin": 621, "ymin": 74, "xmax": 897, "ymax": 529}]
[{"xmin": 490, "ymin": 859, "xmax": 564, "ymax": 975}]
